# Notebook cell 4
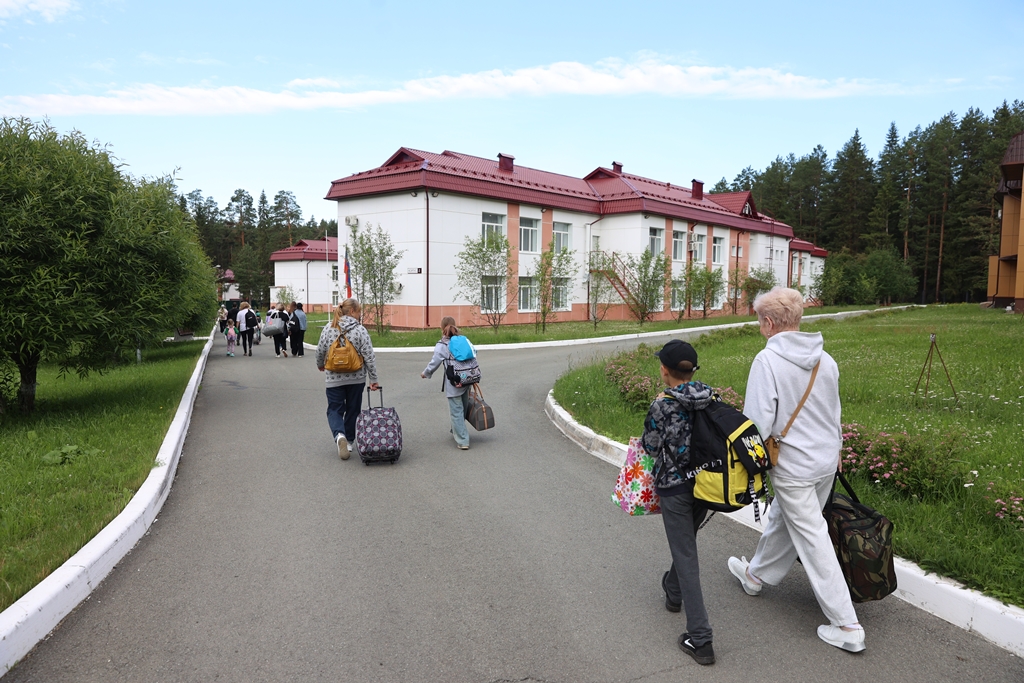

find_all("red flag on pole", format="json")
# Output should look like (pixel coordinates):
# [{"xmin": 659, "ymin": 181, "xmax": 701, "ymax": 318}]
[{"xmin": 344, "ymin": 246, "xmax": 352, "ymax": 298}]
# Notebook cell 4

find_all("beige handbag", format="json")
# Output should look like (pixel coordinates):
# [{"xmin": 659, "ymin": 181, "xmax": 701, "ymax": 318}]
[
  {"xmin": 765, "ymin": 360, "xmax": 820, "ymax": 466},
  {"xmin": 324, "ymin": 326, "xmax": 363, "ymax": 373}
]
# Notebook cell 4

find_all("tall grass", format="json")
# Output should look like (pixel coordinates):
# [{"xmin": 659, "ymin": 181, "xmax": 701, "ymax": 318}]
[
  {"xmin": 552, "ymin": 305, "xmax": 1024, "ymax": 606},
  {"xmin": 0, "ymin": 341, "xmax": 205, "ymax": 611}
]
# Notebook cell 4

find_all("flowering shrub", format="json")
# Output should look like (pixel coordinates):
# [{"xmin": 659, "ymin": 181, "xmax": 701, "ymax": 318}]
[
  {"xmin": 840, "ymin": 422, "xmax": 966, "ymax": 498},
  {"xmin": 982, "ymin": 481, "xmax": 1024, "ymax": 533},
  {"xmin": 605, "ymin": 345, "xmax": 660, "ymax": 412},
  {"xmin": 714, "ymin": 387, "xmax": 744, "ymax": 411}
]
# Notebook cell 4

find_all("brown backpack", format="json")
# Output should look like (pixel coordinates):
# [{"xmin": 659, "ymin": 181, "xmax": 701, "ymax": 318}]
[{"xmin": 325, "ymin": 325, "xmax": 363, "ymax": 373}]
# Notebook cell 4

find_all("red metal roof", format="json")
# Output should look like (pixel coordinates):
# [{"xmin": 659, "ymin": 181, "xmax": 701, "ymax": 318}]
[
  {"xmin": 270, "ymin": 237, "xmax": 339, "ymax": 262},
  {"xmin": 789, "ymin": 239, "xmax": 828, "ymax": 257},
  {"xmin": 326, "ymin": 148, "xmax": 794, "ymax": 238}
]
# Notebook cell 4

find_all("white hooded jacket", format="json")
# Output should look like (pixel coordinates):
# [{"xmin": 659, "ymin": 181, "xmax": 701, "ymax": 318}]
[{"xmin": 744, "ymin": 330, "xmax": 843, "ymax": 481}]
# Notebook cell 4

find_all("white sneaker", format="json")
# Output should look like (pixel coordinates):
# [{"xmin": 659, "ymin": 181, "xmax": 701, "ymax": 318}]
[
  {"xmin": 728, "ymin": 556, "xmax": 762, "ymax": 596},
  {"xmin": 347, "ymin": 443, "xmax": 353, "ymax": 453},
  {"xmin": 336, "ymin": 434, "xmax": 350, "ymax": 460},
  {"xmin": 817, "ymin": 624, "xmax": 865, "ymax": 653}
]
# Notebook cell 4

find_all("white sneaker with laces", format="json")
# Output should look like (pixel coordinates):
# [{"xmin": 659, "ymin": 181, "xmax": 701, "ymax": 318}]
[
  {"xmin": 728, "ymin": 556, "xmax": 762, "ymax": 596},
  {"xmin": 336, "ymin": 434, "xmax": 350, "ymax": 460},
  {"xmin": 817, "ymin": 624, "xmax": 865, "ymax": 653}
]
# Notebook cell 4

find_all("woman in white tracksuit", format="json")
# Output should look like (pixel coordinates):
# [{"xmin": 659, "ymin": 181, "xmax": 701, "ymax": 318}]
[{"xmin": 727, "ymin": 287, "xmax": 865, "ymax": 653}]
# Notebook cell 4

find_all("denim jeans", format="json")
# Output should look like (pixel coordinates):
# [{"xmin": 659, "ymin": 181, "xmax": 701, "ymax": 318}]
[
  {"xmin": 326, "ymin": 383, "xmax": 365, "ymax": 443},
  {"xmin": 448, "ymin": 392, "xmax": 470, "ymax": 447}
]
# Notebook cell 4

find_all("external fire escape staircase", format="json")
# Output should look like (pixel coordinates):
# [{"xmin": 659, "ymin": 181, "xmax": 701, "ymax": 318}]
[{"xmin": 589, "ymin": 251, "xmax": 640, "ymax": 309}]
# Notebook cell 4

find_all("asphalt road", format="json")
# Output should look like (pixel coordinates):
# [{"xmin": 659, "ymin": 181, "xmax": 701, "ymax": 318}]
[{"xmin": 7, "ymin": 331, "xmax": 1023, "ymax": 682}]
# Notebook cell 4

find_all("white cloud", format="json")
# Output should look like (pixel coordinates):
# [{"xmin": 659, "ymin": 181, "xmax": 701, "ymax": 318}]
[
  {"xmin": 0, "ymin": 0, "xmax": 76, "ymax": 21},
  {"xmin": 0, "ymin": 57, "xmax": 902, "ymax": 117},
  {"xmin": 287, "ymin": 77, "xmax": 341, "ymax": 89}
]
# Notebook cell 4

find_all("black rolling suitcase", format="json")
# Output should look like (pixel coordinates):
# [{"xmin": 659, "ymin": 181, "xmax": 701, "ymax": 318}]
[{"xmin": 355, "ymin": 387, "xmax": 403, "ymax": 464}]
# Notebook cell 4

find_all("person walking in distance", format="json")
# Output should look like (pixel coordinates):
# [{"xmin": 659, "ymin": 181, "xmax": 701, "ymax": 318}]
[
  {"xmin": 643, "ymin": 340, "xmax": 717, "ymax": 666},
  {"xmin": 237, "ymin": 302, "xmax": 257, "ymax": 357},
  {"xmin": 269, "ymin": 303, "xmax": 290, "ymax": 358},
  {"xmin": 316, "ymin": 298, "xmax": 378, "ymax": 459},
  {"xmin": 726, "ymin": 287, "xmax": 865, "ymax": 653},
  {"xmin": 289, "ymin": 301, "xmax": 307, "ymax": 357},
  {"xmin": 420, "ymin": 316, "xmax": 472, "ymax": 450}
]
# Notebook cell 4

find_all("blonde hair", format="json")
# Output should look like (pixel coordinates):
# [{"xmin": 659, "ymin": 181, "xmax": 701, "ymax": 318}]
[
  {"xmin": 440, "ymin": 315, "xmax": 459, "ymax": 339},
  {"xmin": 332, "ymin": 298, "xmax": 360, "ymax": 328},
  {"xmin": 239, "ymin": 302, "xmax": 250, "ymax": 310},
  {"xmin": 753, "ymin": 287, "xmax": 805, "ymax": 331}
]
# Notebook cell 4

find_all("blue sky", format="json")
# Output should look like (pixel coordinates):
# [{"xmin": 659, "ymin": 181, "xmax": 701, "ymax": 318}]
[{"xmin": 2, "ymin": 0, "xmax": 1021, "ymax": 224}]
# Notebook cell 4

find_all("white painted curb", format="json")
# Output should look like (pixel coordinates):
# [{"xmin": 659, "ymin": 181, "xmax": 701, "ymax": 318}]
[
  {"xmin": 0, "ymin": 329, "xmax": 217, "ymax": 676},
  {"xmin": 545, "ymin": 390, "xmax": 1024, "ymax": 657}
]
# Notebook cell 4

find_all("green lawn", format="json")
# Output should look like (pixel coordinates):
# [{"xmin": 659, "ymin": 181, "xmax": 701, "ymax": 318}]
[
  {"xmin": 0, "ymin": 341, "xmax": 206, "ymax": 611},
  {"xmin": 305, "ymin": 305, "xmax": 871, "ymax": 347},
  {"xmin": 553, "ymin": 305, "xmax": 1024, "ymax": 607}
]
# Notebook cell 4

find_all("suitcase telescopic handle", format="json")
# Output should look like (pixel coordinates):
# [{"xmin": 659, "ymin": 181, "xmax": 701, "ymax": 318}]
[{"xmin": 365, "ymin": 385, "xmax": 384, "ymax": 409}]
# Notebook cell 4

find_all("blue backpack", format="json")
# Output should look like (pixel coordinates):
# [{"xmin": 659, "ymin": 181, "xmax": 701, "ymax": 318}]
[{"xmin": 449, "ymin": 335, "xmax": 476, "ymax": 362}]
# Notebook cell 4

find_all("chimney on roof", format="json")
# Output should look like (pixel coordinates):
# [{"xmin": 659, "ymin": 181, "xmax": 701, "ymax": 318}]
[
  {"xmin": 498, "ymin": 153, "xmax": 515, "ymax": 172},
  {"xmin": 691, "ymin": 179, "xmax": 704, "ymax": 201},
  {"xmin": 612, "ymin": 161, "xmax": 623, "ymax": 174}
]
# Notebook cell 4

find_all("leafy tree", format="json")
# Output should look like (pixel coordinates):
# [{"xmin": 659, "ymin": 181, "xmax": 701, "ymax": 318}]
[
  {"xmin": 711, "ymin": 177, "xmax": 730, "ymax": 193},
  {"xmin": 674, "ymin": 260, "xmax": 697, "ymax": 321},
  {"xmin": 690, "ymin": 266, "xmax": 726, "ymax": 319},
  {"xmin": 862, "ymin": 249, "xmax": 916, "ymax": 304},
  {"xmin": 743, "ymin": 266, "xmax": 778, "ymax": 308},
  {"xmin": 272, "ymin": 190, "xmax": 302, "ymax": 245},
  {"xmin": 587, "ymin": 251, "xmax": 619, "ymax": 329},
  {"xmin": 454, "ymin": 233, "xmax": 517, "ymax": 333},
  {"xmin": 347, "ymin": 222, "xmax": 405, "ymax": 335},
  {"xmin": 625, "ymin": 248, "xmax": 667, "ymax": 325},
  {"xmin": 0, "ymin": 118, "xmax": 215, "ymax": 412},
  {"xmin": 726, "ymin": 266, "xmax": 744, "ymax": 315},
  {"xmin": 730, "ymin": 166, "xmax": 757, "ymax": 191},
  {"xmin": 529, "ymin": 240, "xmax": 577, "ymax": 332}
]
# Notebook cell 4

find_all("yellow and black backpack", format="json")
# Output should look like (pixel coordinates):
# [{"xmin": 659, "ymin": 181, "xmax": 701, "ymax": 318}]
[{"xmin": 690, "ymin": 397, "xmax": 772, "ymax": 521}]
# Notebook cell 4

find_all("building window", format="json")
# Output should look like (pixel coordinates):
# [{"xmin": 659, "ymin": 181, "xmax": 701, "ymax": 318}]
[
  {"xmin": 730, "ymin": 245, "xmax": 743, "ymax": 258},
  {"xmin": 553, "ymin": 222, "xmax": 571, "ymax": 253},
  {"xmin": 481, "ymin": 276, "xmax": 503, "ymax": 313},
  {"xmin": 331, "ymin": 264, "xmax": 338, "ymax": 281},
  {"xmin": 591, "ymin": 235, "xmax": 600, "ymax": 252},
  {"xmin": 519, "ymin": 277, "xmax": 538, "ymax": 312},
  {"xmin": 649, "ymin": 228, "xmax": 663, "ymax": 255},
  {"xmin": 671, "ymin": 279, "xmax": 685, "ymax": 310},
  {"xmin": 553, "ymin": 277, "xmax": 570, "ymax": 310},
  {"xmin": 332, "ymin": 290, "xmax": 339, "ymax": 306},
  {"xmin": 482, "ymin": 212, "xmax": 505, "ymax": 245},
  {"xmin": 520, "ymin": 217, "xmax": 540, "ymax": 253},
  {"xmin": 672, "ymin": 231, "xmax": 686, "ymax": 261},
  {"xmin": 712, "ymin": 236, "xmax": 725, "ymax": 265},
  {"xmin": 692, "ymin": 233, "xmax": 706, "ymax": 262}
]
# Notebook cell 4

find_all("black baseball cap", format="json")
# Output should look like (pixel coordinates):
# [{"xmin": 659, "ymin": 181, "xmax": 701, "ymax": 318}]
[{"xmin": 655, "ymin": 339, "xmax": 699, "ymax": 372}]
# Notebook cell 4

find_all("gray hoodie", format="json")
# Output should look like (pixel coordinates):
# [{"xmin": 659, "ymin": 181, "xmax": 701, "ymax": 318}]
[{"xmin": 744, "ymin": 330, "xmax": 842, "ymax": 481}]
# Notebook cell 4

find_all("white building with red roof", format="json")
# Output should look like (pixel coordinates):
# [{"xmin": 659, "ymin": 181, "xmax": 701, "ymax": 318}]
[
  {"xmin": 788, "ymin": 239, "xmax": 828, "ymax": 298},
  {"xmin": 269, "ymin": 237, "xmax": 340, "ymax": 313},
  {"xmin": 325, "ymin": 148, "xmax": 820, "ymax": 329}
]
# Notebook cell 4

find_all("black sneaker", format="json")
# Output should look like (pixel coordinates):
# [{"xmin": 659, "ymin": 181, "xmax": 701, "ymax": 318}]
[
  {"xmin": 678, "ymin": 633, "xmax": 715, "ymax": 665},
  {"xmin": 662, "ymin": 571, "xmax": 681, "ymax": 612}
]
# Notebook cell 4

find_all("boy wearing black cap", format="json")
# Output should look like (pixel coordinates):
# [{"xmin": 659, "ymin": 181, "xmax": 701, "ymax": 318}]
[{"xmin": 641, "ymin": 339, "xmax": 717, "ymax": 665}]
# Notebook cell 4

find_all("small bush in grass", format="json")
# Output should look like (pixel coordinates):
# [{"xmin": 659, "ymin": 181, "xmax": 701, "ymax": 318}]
[
  {"xmin": 841, "ymin": 422, "xmax": 967, "ymax": 498},
  {"xmin": 713, "ymin": 387, "xmax": 743, "ymax": 411},
  {"xmin": 982, "ymin": 481, "xmax": 1024, "ymax": 533},
  {"xmin": 604, "ymin": 344, "xmax": 659, "ymax": 412}
]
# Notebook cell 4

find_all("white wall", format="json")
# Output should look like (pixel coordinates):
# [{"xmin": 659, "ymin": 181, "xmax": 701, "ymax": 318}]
[{"xmin": 273, "ymin": 260, "xmax": 338, "ymax": 307}]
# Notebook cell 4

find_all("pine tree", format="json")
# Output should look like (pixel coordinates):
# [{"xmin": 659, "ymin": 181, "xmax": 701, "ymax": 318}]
[{"xmin": 822, "ymin": 129, "xmax": 876, "ymax": 251}]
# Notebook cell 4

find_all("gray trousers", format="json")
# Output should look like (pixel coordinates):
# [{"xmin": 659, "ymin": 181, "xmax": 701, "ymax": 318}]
[{"xmin": 661, "ymin": 484, "xmax": 712, "ymax": 646}]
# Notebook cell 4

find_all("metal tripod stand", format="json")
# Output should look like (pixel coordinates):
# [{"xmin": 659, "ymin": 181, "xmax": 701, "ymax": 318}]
[{"xmin": 913, "ymin": 333, "xmax": 958, "ymax": 404}]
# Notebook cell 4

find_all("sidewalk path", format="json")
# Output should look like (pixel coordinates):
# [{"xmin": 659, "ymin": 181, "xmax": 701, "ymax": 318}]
[{"xmin": 7, "ymin": 333, "xmax": 1023, "ymax": 682}]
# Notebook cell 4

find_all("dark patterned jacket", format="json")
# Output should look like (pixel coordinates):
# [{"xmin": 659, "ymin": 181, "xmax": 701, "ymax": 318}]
[{"xmin": 641, "ymin": 381, "xmax": 714, "ymax": 494}]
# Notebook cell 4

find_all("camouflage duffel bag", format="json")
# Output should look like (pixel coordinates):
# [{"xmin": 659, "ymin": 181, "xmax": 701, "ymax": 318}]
[{"xmin": 824, "ymin": 471, "xmax": 898, "ymax": 603}]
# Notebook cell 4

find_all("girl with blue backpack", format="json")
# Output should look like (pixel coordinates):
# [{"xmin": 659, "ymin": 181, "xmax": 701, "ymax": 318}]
[{"xmin": 420, "ymin": 316, "xmax": 479, "ymax": 450}]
